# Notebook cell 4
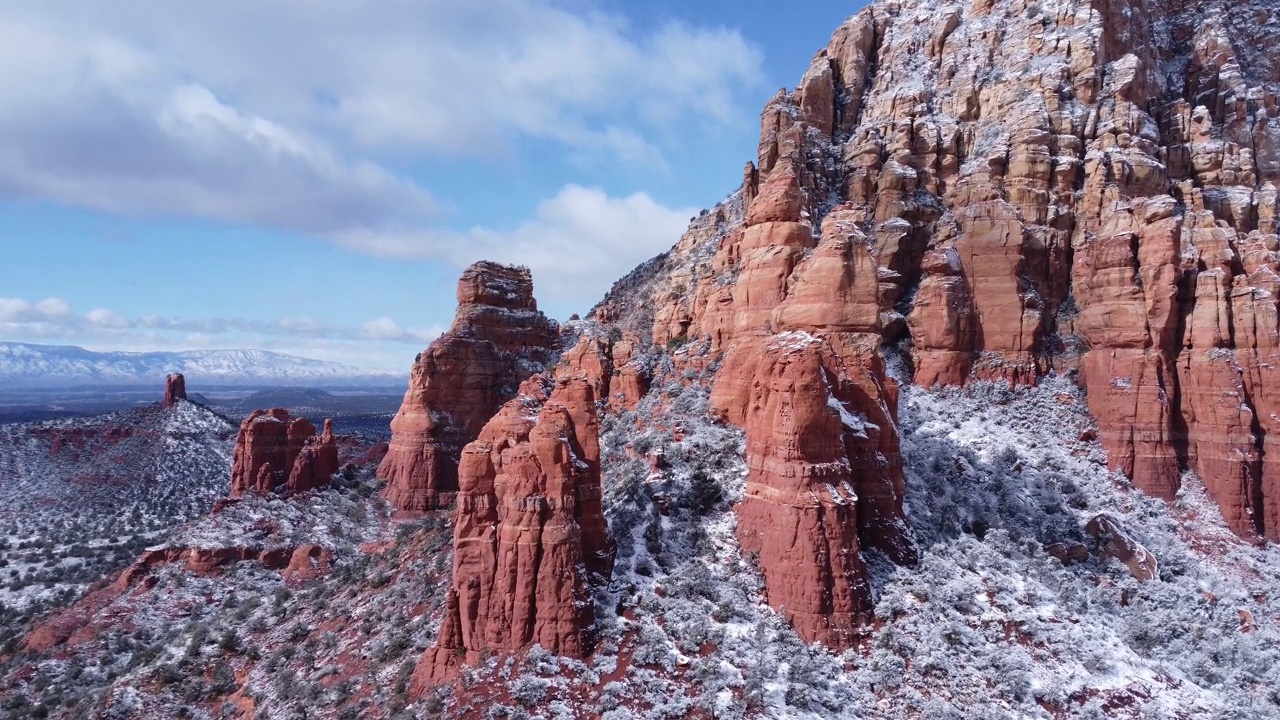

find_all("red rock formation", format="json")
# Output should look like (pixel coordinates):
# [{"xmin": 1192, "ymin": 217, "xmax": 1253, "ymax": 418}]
[
  {"xmin": 659, "ymin": 174, "xmax": 918, "ymax": 646},
  {"xmin": 608, "ymin": 337, "xmax": 650, "ymax": 411},
  {"xmin": 633, "ymin": 0, "xmax": 1280, "ymax": 542},
  {"xmin": 558, "ymin": 332, "xmax": 652, "ymax": 412},
  {"xmin": 231, "ymin": 409, "xmax": 337, "ymax": 496},
  {"xmin": 908, "ymin": 248, "xmax": 976, "ymax": 387},
  {"xmin": 318, "ymin": 419, "xmax": 340, "ymax": 476},
  {"xmin": 712, "ymin": 332, "xmax": 912, "ymax": 647},
  {"xmin": 1073, "ymin": 208, "xmax": 1184, "ymax": 501},
  {"xmin": 379, "ymin": 262, "xmax": 558, "ymax": 512},
  {"xmin": 719, "ymin": 336, "xmax": 870, "ymax": 646},
  {"xmin": 414, "ymin": 374, "xmax": 613, "ymax": 687},
  {"xmin": 286, "ymin": 417, "xmax": 315, "ymax": 473},
  {"xmin": 163, "ymin": 373, "xmax": 186, "ymax": 407},
  {"xmin": 285, "ymin": 419, "xmax": 339, "ymax": 494},
  {"xmin": 1086, "ymin": 514, "xmax": 1159, "ymax": 582},
  {"xmin": 24, "ymin": 580, "xmax": 129, "ymax": 652},
  {"xmin": 283, "ymin": 544, "xmax": 334, "ymax": 586},
  {"xmin": 771, "ymin": 207, "xmax": 880, "ymax": 334},
  {"xmin": 230, "ymin": 409, "xmax": 291, "ymax": 495},
  {"xmin": 560, "ymin": 334, "xmax": 611, "ymax": 401}
]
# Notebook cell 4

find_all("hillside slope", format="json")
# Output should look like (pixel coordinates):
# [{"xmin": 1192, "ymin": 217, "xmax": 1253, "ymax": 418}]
[{"xmin": 0, "ymin": 399, "xmax": 236, "ymax": 655}]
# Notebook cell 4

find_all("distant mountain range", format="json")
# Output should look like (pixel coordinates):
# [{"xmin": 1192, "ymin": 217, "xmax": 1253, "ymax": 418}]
[{"xmin": 0, "ymin": 342, "xmax": 404, "ymax": 388}]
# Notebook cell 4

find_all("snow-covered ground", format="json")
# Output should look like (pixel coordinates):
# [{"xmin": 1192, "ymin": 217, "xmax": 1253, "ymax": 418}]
[
  {"xmin": 3, "ymin": 367, "xmax": 1278, "ymax": 719},
  {"xmin": 0, "ymin": 400, "xmax": 236, "ymax": 654},
  {"xmin": 466, "ymin": 368, "xmax": 1280, "ymax": 719},
  {"xmin": 0, "ymin": 466, "xmax": 451, "ymax": 720}
]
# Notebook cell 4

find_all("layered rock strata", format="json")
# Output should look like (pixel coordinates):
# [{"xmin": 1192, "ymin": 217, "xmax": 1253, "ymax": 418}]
[
  {"xmin": 379, "ymin": 262, "xmax": 559, "ymax": 512},
  {"xmin": 230, "ymin": 409, "xmax": 338, "ymax": 496},
  {"xmin": 715, "ymin": 333, "xmax": 897, "ymax": 646},
  {"xmin": 414, "ymin": 372, "xmax": 613, "ymax": 686},
  {"xmin": 645, "ymin": 0, "xmax": 1280, "ymax": 540}
]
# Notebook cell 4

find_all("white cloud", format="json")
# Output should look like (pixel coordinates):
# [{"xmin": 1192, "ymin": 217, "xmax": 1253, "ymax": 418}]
[
  {"xmin": 0, "ymin": 299, "xmax": 29, "ymax": 322},
  {"xmin": 85, "ymin": 308, "xmax": 132, "ymax": 329},
  {"xmin": 1, "ymin": 298, "xmax": 442, "ymax": 372},
  {"xmin": 34, "ymin": 297, "xmax": 72, "ymax": 318},
  {"xmin": 334, "ymin": 184, "xmax": 698, "ymax": 315},
  {"xmin": 0, "ymin": 2, "xmax": 760, "ymax": 243},
  {"xmin": 360, "ymin": 317, "xmax": 436, "ymax": 343},
  {"xmin": 0, "ymin": 297, "xmax": 77, "ymax": 323}
]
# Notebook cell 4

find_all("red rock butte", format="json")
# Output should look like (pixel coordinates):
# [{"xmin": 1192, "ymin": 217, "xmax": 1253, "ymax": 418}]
[
  {"xmin": 378, "ymin": 261, "xmax": 559, "ymax": 512},
  {"xmin": 230, "ymin": 409, "xmax": 339, "ymax": 496}
]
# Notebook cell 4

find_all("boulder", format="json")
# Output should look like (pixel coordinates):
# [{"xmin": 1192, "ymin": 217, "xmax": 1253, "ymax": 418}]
[
  {"xmin": 283, "ymin": 544, "xmax": 334, "ymax": 586},
  {"xmin": 1086, "ymin": 514, "xmax": 1159, "ymax": 581}
]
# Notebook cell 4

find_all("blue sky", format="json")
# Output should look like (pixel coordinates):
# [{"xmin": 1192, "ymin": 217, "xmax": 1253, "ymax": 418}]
[{"xmin": 0, "ymin": 1, "xmax": 862, "ymax": 372}]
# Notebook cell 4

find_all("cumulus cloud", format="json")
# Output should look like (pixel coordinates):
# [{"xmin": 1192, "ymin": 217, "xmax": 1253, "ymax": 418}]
[
  {"xmin": 85, "ymin": 308, "xmax": 131, "ymax": 329},
  {"xmin": 336, "ymin": 184, "xmax": 698, "ymax": 314},
  {"xmin": 0, "ymin": 2, "xmax": 760, "ymax": 245},
  {"xmin": 0, "ymin": 297, "xmax": 76, "ymax": 323}
]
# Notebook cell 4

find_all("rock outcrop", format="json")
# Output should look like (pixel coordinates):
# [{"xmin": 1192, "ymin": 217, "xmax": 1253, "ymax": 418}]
[
  {"xmin": 230, "ymin": 409, "xmax": 337, "ymax": 496},
  {"xmin": 1086, "ymin": 514, "xmax": 1159, "ymax": 582},
  {"xmin": 285, "ymin": 419, "xmax": 340, "ymax": 494},
  {"xmin": 413, "ymin": 373, "xmax": 613, "ymax": 687},
  {"xmin": 691, "ymin": 186, "xmax": 916, "ymax": 645},
  {"xmin": 716, "ymin": 334, "xmax": 873, "ymax": 646},
  {"xmin": 641, "ymin": 0, "xmax": 1280, "ymax": 541},
  {"xmin": 379, "ymin": 262, "xmax": 559, "ymax": 512},
  {"xmin": 283, "ymin": 544, "xmax": 334, "ymax": 586},
  {"xmin": 162, "ymin": 373, "xmax": 186, "ymax": 408},
  {"xmin": 558, "ymin": 331, "xmax": 652, "ymax": 412}
]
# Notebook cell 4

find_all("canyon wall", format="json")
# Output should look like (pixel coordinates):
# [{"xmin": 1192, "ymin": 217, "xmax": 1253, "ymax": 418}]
[{"xmin": 642, "ymin": 0, "xmax": 1280, "ymax": 540}]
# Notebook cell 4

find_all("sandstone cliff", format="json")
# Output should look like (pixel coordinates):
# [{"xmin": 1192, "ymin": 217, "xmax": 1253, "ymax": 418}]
[
  {"xmin": 621, "ymin": 0, "xmax": 1280, "ymax": 542},
  {"xmin": 379, "ymin": 262, "xmax": 559, "ymax": 512}
]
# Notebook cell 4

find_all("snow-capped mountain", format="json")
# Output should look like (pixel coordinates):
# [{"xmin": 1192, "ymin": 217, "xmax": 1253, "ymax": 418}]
[{"xmin": 0, "ymin": 342, "xmax": 403, "ymax": 388}]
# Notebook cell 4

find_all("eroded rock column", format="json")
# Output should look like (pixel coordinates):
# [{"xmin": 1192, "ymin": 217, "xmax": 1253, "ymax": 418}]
[
  {"xmin": 414, "ymin": 374, "xmax": 613, "ymax": 687},
  {"xmin": 379, "ymin": 262, "xmax": 558, "ymax": 512}
]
